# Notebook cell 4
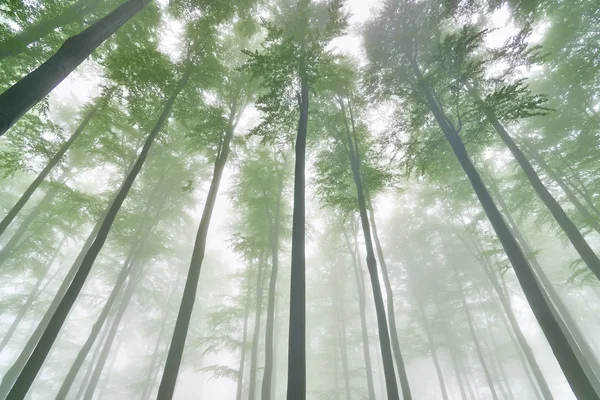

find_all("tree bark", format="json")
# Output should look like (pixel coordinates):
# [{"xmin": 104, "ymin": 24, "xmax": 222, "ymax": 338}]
[
  {"xmin": 249, "ymin": 256, "xmax": 267, "ymax": 400},
  {"xmin": 0, "ymin": 0, "xmax": 152, "ymax": 136},
  {"xmin": 4, "ymin": 71, "xmax": 187, "ymax": 400},
  {"xmin": 156, "ymin": 95, "xmax": 238, "ymax": 400},
  {"xmin": 0, "ymin": 0, "xmax": 98, "ymax": 60},
  {"xmin": 0, "ymin": 98, "xmax": 101, "ymax": 237},
  {"xmin": 285, "ymin": 51, "xmax": 309, "ymax": 400},
  {"xmin": 411, "ymin": 59, "xmax": 599, "ymax": 399},
  {"xmin": 468, "ymin": 84, "xmax": 600, "ymax": 280},
  {"xmin": 261, "ymin": 174, "xmax": 283, "ymax": 400}
]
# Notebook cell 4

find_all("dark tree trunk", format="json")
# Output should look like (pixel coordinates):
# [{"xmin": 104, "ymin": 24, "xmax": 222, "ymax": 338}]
[
  {"xmin": 236, "ymin": 275, "xmax": 254, "ymax": 400},
  {"xmin": 0, "ymin": 236, "xmax": 65, "ymax": 352},
  {"xmin": 339, "ymin": 98, "xmax": 401, "ymax": 400},
  {"xmin": 4, "ymin": 71, "xmax": 187, "ymax": 400},
  {"xmin": 286, "ymin": 57, "xmax": 309, "ymax": 400},
  {"xmin": 156, "ymin": 97, "xmax": 239, "ymax": 400},
  {"xmin": 0, "ymin": 0, "xmax": 152, "ymax": 136},
  {"xmin": 411, "ymin": 60, "xmax": 599, "ymax": 400},
  {"xmin": 261, "ymin": 175, "xmax": 283, "ymax": 400},
  {"xmin": 343, "ymin": 226, "xmax": 376, "ymax": 400},
  {"xmin": 0, "ymin": 99, "xmax": 101, "ymax": 237},
  {"xmin": 452, "ymin": 268, "xmax": 500, "ymax": 400},
  {"xmin": 0, "ymin": 0, "xmax": 97, "ymax": 60},
  {"xmin": 249, "ymin": 256, "xmax": 267, "ymax": 400},
  {"xmin": 468, "ymin": 84, "xmax": 600, "ymax": 280},
  {"xmin": 83, "ymin": 269, "xmax": 140, "ymax": 400}
]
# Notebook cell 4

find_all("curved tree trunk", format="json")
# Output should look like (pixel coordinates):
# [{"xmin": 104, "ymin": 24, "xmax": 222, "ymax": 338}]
[
  {"xmin": 0, "ymin": 0, "xmax": 152, "ymax": 136},
  {"xmin": 4, "ymin": 71, "xmax": 186, "ymax": 400},
  {"xmin": 0, "ymin": 99, "xmax": 101, "ymax": 237},
  {"xmin": 156, "ymin": 96, "xmax": 239, "ymax": 399},
  {"xmin": 412, "ymin": 60, "xmax": 600, "ymax": 399}
]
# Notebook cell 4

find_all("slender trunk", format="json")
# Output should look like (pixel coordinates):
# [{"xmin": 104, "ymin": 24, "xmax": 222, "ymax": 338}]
[
  {"xmin": 249, "ymin": 256, "xmax": 267, "ymax": 400},
  {"xmin": 343, "ymin": 227, "xmax": 376, "ymax": 400},
  {"xmin": 0, "ymin": 0, "xmax": 96, "ymax": 60},
  {"xmin": 452, "ymin": 267, "xmax": 500, "ymax": 400},
  {"xmin": 96, "ymin": 321, "xmax": 127, "ymax": 400},
  {"xmin": 270, "ymin": 300, "xmax": 279, "ymax": 400},
  {"xmin": 261, "ymin": 177, "xmax": 283, "ymax": 400},
  {"xmin": 411, "ymin": 60, "xmax": 599, "ymax": 399},
  {"xmin": 0, "ymin": 185, "xmax": 60, "ymax": 265},
  {"xmin": 333, "ymin": 264, "xmax": 351, "ymax": 400},
  {"xmin": 157, "ymin": 97, "xmax": 238, "ymax": 399},
  {"xmin": 449, "ymin": 346, "xmax": 469, "ymax": 400},
  {"xmin": 468, "ymin": 84, "xmax": 600, "ymax": 279},
  {"xmin": 339, "ymin": 98, "xmax": 400, "ymax": 400},
  {"xmin": 485, "ymin": 324, "xmax": 515, "ymax": 400},
  {"xmin": 83, "ymin": 270, "xmax": 139, "ymax": 400},
  {"xmin": 0, "ymin": 236, "xmax": 65, "ymax": 352},
  {"xmin": 0, "ymin": 0, "xmax": 152, "ymax": 136},
  {"xmin": 0, "ymin": 100, "xmax": 100, "ymax": 237},
  {"xmin": 75, "ymin": 321, "xmax": 111, "ymax": 400},
  {"xmin": 236, "ymin": 277, "xmax": 254, "ymax": 400},
  {"xmin": 286, "ymin": 59, "xmax": 309, "ymax": 400},
  {"xmin": 5, "ymin": 71, "xmax": 187, "ymax": 400}
]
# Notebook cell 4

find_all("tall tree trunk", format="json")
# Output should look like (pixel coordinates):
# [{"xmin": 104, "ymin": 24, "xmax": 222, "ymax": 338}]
[
  {"xmin": 4, "ymin": 71, "xmax": 187, "ymax": 400},
  {"xmin": 285, "ymin": 49, "xmax": 309, "ymax": 400},
  {"xmin": 523, "ymin": 145, "xmax": 600, "ymax": 233},
  {"xmin": 448, "ymin": 343, "xmax": 469, "ymax": 400},
  {"xmin": 452, "ymin": 267, "xmax": 500, "ymax": 400},
  {"xmin": 339, "ymin": 98, "xmax": 401, "ymax": 400},
  {"xmin": 468, "ymin": 84, "xmax": 600, "ymax": 279},
  {"xmin": 484, "ymin": 323, "xmax": 515, "ymax": 400},
  {"xmin": 75, "ymin": 320, "xmax": 111, "ymax": 400},
  {"xmin": 156, "ymin": 96, "xmax": 239, "ymax": 400},
  {"xmin": 487, "ymin": 179, "xmax": 600, "ymax": 387},
  {"xmin": 0, "ymin": 0, "xmax": 152, "ymax": 136},
  {"xmin": 0, "ymin": 0, "xmax": 97, "ymax": 60},
  {"xmin": 249, "ymin": 256, "xmax": 267, "ymax": 400},
  {"xmin": 343, "ymin": 227, "xmax": 376, "ymax": 400},
  {"xmin": 367, "ymin": 196, "xmax": 412, "ymax": 395},
  {"xmin": 261, "ymin": 176, "xmax": 283, "ymax": 400},
  {"xmin": 96, "ymin": 321, "xmax": 128, "ymax": 400},
  {"xmin": 0, "ymin": 236, "xmax": 65, "ymax": 352},
  {"xmin": 0, "ymin": 99, "xmax": 101, "ymax": 237},
  {"xmin": 333, "ymin": 263, "xmax": 351, "ymax": 400},
  {"xmin": 83, "ymin": 269, "xmax": 140, "ymax": 400},
  {"xmin": 411, "ymin": 59, "xmax": 599, "ymax": 400},
  {"xmin": 236, "ymin": 275, "xmax": 254, "ymax": 400}
]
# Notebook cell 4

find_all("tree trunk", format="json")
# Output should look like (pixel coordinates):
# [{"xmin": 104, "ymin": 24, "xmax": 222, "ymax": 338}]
[
  {"xmin": 452, "ymin": 267, "xmax": 500, "ymax": 400},
  {"xmin": 82, "ymin": 269, "xmax": 140, "ymax": 400},
  {"xmin": 261, "ymin": 175, "xmax": 283, "ymax": 400},
  {"xmin": 4, "ymin": 71, "xmax": 187, "ymax": 400},
  {"xmin": 339, "ymin": 98, "xmax": 400, "ymax": 400},
  {"xmin": 0, "ymin": 99, "xmax": 101, "ymax": 237},
  {"xmin": 285, "ymin": 54, "xmax": 309, "ymax": 400},
  {"xmin": 411, "ymin": 60, "xmax": 599, "ymax": 399},
  {"xmin": 96, "ymin": 320, "xmax": 128, "ymax": 400},
  {"xmin": 0, "ymin": 0, "xmax": 152, "ymax": 136},
  {"xmin": 333, "ymin": 262, "xmax": 351, "ymax": 400},
  {"xmin": 343, "ymin": 226, "xmax": 376, "ymax": 400},
  {"xmin": 156, "ymin": 96, "xmax": 239, "ymax": 400},
  {"xmin": 249, "ymin": 256, "xmax": 267, "ymax": 400},
  {"xmin": 468, "ymin": 84, "xmax": 600, "ymax": 280},
  {"xmin": 0, "ymin": 236, "xmax": 65, "ymax": 352},
  {"xmin": 448, "ymin": 342, "xmax": 469, "ymax": 400},
  {"xmin": 0, "ymin": 0, "xmax": 97, "ymax": 60},
  {"xmin": 236, "ymin": 275, "xmax": 254, "ymax": 400},
  {"xmin": 485, "ymin": 323, "xmax": 515, "ymax": 400},
  {"xmin": 75, "ymin": 321, "xmax": 111, "ymax": 400}
]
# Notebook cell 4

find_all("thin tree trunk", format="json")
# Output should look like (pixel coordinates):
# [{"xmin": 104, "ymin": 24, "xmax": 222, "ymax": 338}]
[
  {"xmin": 75, "ymin": 321, "xmax": 111, "ymax": 400},
  {"xmin": 411, "ymin": 59, "xmax": 599, "ymax": 399},
  {"xmin": 156, "ymin": 96, "xmax": 239, "ymax": 399},
  {"xmin": 83, "ymin": 267, "xmax": 141, "ymax": 400},
  {"xmin": 249, "ymin": 256, "xmax": 267, "ymax": 400},
  {"xmin": 485, "ymin": 323, "xmax": 515, "ymax": 400},
  {"xmin": 286, "ymin": 55, "xmax": 309, "ymax": 400},
  {"xmin": 261, "ymin": 175, "xmax": 283, "ymax": 400},
  {"xmin": 0, "ymin": 0, "xmax": 97, "ymax": 60},
  {"xmin": 4, "ymin": 71, "xmax": 187, "ymax": 400},
  {"xmin": 0, "ymin": 236, "xmax": 65, "ymax": 352},
  {"xmin": 449, "ymin": 345, "xmax": 469, "ymax": 400},
  {"xmin": 468, "ymin": 84, "xmax": 600, "ymax": 279},
  {"xmin": 0, "ymin": 0, "xmax": 152, "ymax": 136},
  {"xmin": 452, "ymin": 267, "xmax": 500, "ymax": 400},
  {"xmin": 96, "ymin": 320, "xmax": 128, "ymax": 400},
  {"xmin": 0, "ymin": 100, "xmax": 101, "ymax": 237},
  {"xmin": 333, "ymin": 263, "xmax": 351, "ymax": 400},
  {"xmin": 236, "ymin": 275, "xmax": 253, "ymax": 400},
  {"xmin": 343, "ymin": 227, "xmax": 376, "ymax": 400},
  {"xmin": 339, "ymin": 98, "xmax": 400, "ymax": 400}
]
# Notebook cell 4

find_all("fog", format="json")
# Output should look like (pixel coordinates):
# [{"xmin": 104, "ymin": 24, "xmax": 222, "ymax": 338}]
[{"xmin": 0, "ymin": 0, "xmax": 599, "ymax": 399}]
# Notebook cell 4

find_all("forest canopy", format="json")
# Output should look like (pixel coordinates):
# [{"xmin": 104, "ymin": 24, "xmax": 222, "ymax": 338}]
[{"xmin": 0, "ymin": 0, "xmax": 599, "ymax": 399}]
